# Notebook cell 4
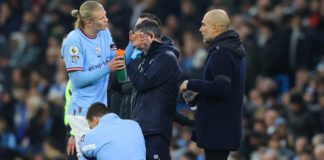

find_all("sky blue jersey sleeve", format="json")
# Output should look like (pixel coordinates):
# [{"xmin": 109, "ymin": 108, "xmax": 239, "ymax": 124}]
[
  {"xmin": 61, "ymin": 37, "xmax": 85, "ymax": 72},
  {"xmin": 68, "ymin": 68, "xmax": 109, "ymax": 88}
]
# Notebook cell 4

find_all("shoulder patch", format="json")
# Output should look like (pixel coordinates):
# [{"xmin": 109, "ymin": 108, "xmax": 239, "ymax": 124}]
[
  {"xmin": 69, "ymin": 45, "xmax": 80, "ymax": 63},
  {"xmin": 69, "ymin": 45, "xmax": 79, "ymax": 55}
]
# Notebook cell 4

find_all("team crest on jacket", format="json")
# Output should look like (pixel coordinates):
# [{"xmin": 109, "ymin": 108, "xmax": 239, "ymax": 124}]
[{"xmin": 69, "ymin": 45, "xmax": 79, "ymax": 63}]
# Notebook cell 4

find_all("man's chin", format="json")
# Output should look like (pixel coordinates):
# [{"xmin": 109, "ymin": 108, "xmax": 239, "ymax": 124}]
[
  {"xmin": 100, "ymin": 24, "xmax": 108, "ymax": 30},
  {"xmin": 203, "ymin": 39, "xmax": 211, "ymax": 44}
]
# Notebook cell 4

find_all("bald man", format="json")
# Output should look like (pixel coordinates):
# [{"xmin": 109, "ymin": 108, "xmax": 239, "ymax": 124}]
[
  {"xmin": 314, "ymin": 144, "xmax": 324, "ymax": 160},
  {"xmin": 180, "ymin": 9, "xmax": 245, "ymax": 160}
]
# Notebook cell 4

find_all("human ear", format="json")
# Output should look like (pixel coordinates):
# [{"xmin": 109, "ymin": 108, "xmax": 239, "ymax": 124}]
[
  {"xmin": 85, "ymin": 20, "xmax": 92, "ymax": 26},
  {"xmin": 145, "ymin": 31, "xmax": 154, "ymax": 39},
  {"xmin": 213, "ymin": 25, "xmax": 219, "ymax": 33}
]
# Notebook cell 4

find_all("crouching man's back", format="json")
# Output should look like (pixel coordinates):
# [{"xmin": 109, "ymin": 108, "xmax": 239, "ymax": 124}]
[{"xmin": 79, "ymin": 102, "xmax": 146, "ymax": 160}]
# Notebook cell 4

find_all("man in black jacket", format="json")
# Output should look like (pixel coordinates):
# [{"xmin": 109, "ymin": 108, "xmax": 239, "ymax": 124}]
[
  {"xmin": 180, "ymin": 9, "xmax": 245, "ymax": 160},
  {"xmin": 127, "ymin": 20, "xmax": 181, "ymax": 160},
  {"xmin": 109, "ymin": 13, "xmax": 193, "ymax": 127}
]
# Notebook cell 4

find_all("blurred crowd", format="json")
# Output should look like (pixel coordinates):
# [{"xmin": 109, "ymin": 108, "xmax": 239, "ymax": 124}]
[{"xmin": 0, "ymin": 0, "xmax": 324, "ymax": 159}]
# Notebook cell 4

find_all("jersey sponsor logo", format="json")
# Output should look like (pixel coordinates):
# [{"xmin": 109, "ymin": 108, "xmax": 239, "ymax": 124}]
[
  {"xmin": 69, "ymin": 45, "xmax": 79, "ymax": 63},
  {"xmin": 88, "ymin": 58, "xmax": 110, "ymax": 71}
]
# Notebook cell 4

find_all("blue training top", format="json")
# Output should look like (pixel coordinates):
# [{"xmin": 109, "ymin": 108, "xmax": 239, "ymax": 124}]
[{"xmin": 79, "ymin": 113, "xmax": 146, "ymax": 160}]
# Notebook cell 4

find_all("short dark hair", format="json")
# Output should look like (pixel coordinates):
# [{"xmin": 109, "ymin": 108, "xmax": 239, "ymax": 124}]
[
  {"xmin": 86, "ymin": 102, "xmax": 111, "ymax": 120},
  {"xmin": 133, "ymin": 20, "xmax": 162, "ymax": 39},
  {"xmin": 139, "ymin": 13, "xmax": 161, "ymax": 26}
]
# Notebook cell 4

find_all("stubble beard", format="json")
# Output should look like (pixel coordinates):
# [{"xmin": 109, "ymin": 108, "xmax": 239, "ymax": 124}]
[{"xmin": 203, "ymin": 37, "xmax": 212, "ymax": 44}]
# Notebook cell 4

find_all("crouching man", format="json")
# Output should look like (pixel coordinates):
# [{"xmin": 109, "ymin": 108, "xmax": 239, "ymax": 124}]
[{"xmin": 79, "ymin": 102, "xmax": 146, "ymax": 160}]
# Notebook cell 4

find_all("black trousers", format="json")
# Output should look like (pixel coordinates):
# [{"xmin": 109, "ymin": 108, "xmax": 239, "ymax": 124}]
[
  {"xmin": 204, "ymin": 149, "xmax": 230, "ymax": 160},
  {"xmin": 145, "ymin": 134, "xmax": 171, "ymax": 160}
]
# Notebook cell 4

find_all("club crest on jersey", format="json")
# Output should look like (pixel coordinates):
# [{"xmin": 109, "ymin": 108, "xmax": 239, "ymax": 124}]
[
  {"xmin": 96, "ymin": 46, "xmax": 101, "ymax": 57},
  {"xmin": 69, "ymin": 45, "xmax": 79, "ymax": 63}
]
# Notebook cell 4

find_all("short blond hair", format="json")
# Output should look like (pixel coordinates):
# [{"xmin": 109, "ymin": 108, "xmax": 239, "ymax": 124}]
[{"xmin": 71, "ymin": 1, "xmax": 103, "ymax": 29}]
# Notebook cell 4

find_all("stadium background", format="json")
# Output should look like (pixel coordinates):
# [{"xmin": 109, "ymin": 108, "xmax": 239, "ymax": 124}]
[{"xmin": 0, "ymin": 0, "xmax": 324, "ymax": 159}]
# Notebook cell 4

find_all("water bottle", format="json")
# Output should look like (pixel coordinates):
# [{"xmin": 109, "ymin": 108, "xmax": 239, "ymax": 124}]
[{"xmin": 116, "ymin": 49, "xmax": 129, "ymax": 83}]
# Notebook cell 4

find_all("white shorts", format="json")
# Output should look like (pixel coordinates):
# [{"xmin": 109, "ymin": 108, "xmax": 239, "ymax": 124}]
[{"xmin": 67, "ymin": 115, "xmax": 91, "ymax": 159}]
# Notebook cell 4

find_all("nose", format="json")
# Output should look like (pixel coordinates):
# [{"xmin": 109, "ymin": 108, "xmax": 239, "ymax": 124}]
[{"xmin": 199, "ymin": 26, "xmax": 203, "ymax": 33}]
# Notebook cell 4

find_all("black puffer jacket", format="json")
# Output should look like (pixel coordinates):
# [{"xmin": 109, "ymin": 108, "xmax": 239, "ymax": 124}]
[
  {"xmin": 127, "ymin": 40, "xmax": 181, "ymax": 142},
  {"xmin": 188, "ymin": 30, "xmax": 245, "ymax": 150}
]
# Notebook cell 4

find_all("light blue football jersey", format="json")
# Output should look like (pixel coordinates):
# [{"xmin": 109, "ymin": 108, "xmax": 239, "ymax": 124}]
[
  {"xmin": 79, "ymin": 113, "xmax": 146, "ymax": 160},
  {"xmin": 61, "ymin": 28, "xmax": 116, "ymax": 116}
]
